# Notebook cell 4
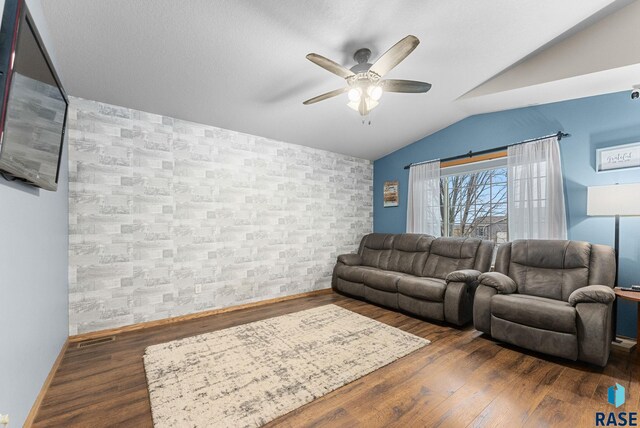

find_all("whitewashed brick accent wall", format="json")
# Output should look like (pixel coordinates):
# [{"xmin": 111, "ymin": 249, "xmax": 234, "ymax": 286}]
[{"xmin": 67, "ymin": 97, "xmax": 372, "ymax": 335}]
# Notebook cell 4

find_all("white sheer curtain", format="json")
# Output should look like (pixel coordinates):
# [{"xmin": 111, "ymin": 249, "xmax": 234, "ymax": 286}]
[
  {"xmin": 406, "ymin": 160, "xmax": 442, "ymax": 236},
  {"xmin": 507, "ymin": 136, "xmax": 567, "ymax": 240}
]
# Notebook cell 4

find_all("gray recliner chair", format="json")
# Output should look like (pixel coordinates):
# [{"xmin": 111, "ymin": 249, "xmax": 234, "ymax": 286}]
[{"xmin": 473, "ymin": 239, "xmax": 616, "ymax": 366}]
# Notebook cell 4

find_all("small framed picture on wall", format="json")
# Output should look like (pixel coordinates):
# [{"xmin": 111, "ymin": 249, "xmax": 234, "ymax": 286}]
[
  {"xmin": 596, "ymin": 142, "xmax": 640, "ymax": 173},
  {"xmin": 383, "ymin": 180, "xmax": 399, "ymax": 207}
]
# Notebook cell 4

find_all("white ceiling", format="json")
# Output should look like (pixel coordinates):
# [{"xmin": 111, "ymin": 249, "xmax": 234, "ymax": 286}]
[{"xmin": 39, "ymin": 0, "xmax": 638, "ymax": 160}]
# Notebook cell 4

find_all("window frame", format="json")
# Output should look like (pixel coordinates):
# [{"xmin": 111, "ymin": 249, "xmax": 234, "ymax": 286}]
[{"xmin": 440, "ymin": 157, "xmax": 508, "ymax": 242}]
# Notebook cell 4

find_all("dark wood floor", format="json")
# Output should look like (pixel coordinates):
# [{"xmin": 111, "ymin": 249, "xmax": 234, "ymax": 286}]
[{"xmin": 34, "ymin": 292, "xmax": 639, "ymax": 427}]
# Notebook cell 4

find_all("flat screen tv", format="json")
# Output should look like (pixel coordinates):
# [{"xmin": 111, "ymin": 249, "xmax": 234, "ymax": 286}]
[{"xmin": 0, "ymin": 0, "xmax": 68, "ymax": 191}]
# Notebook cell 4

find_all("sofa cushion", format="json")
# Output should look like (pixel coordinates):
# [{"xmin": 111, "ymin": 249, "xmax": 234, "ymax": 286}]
[
  {"xmin": 491, "ymin": 294, "xmax": 576, "ymax": 334},
  {"xmin": 397, "ymin": 276, "xmax": 446, "ymax": 302},
  {"xmin": 588, "ymin": 244, "xmax": 616, "ymax": 287},
  {"xmin": 386, "ymin": 234, "xmax": 434, "ymax": 276},
  {"xmin": 363, "ymin": 270, "xmax": 404, "ymax": 292},
  {"xmin": 393, "ymin": 233, "xmax": 434, "ymax": 252},
  {"xmin": 507, "ymin": 240, "xmax": 591, "ymax": 301},
  {"xmin": 360, "ymin": 233, "xmax": 395, "ymax": 269},
  {"xmin": 335, "ymin": 264, "xmax": 378, "ymax": 284},
  {"xmin": 386, "ymin": 250, "xmax": 428, "ymax": 276},
  {"xmin": 473, "ymin": 240, "xmax": 495, "ymax": 273},
  {"xmin": 398, "ymin": 294, "xmax": 444, "ymax": 320},
  {"xmin": 334, "ymin": 278, "xmax": 365, "ymax": 297},
  {"xmin": 422, "ymin": 238, "xmax": 482, "ymax": 279},
  {"xmin": 365, "ymin": 287, "xmax": 398, "ymax": 309},
  {"xmin": 491, "ymin": 316, "xmax": 578, "ymax": 360}
]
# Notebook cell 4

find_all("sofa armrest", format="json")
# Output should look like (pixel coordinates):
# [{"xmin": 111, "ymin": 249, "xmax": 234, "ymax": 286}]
[
  {"xmin": 568, "ymin": 285, "xmax": 615, "ymax": 306},
  {"xmin": 446, "ymin": 269, "xmax": 481, "ymax": 284},
  {"xmin": 576, "ymin": 301, "xmax": 614, "ymax": 366},
  {"xmin": 473, "ymin": 284, "xmax": 497, "ymax": 334},
  {"xmin": 478, "ymin": 272, "xmax": 517, "ymax": 294},
  {"xmin": 337, "ymin": 254, "xmax": 362, "ymax": 266}
]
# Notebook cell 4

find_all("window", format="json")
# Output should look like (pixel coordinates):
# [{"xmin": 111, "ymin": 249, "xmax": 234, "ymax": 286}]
[{"xmin": 440, "ymin": 159, "xmax": 508, "ymax": 246}]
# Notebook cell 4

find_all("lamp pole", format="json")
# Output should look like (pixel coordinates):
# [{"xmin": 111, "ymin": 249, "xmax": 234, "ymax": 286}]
[
  {"xmin": 586, "ymin": 183, "xmax": 640, "ymax": 345},
  {"xmin": 612, "ymin": 215, "xmax": 620, "ymax": 342},
  {"xmin": 614, "ymin": 214, "xmax": 619, "ymax": 286}
]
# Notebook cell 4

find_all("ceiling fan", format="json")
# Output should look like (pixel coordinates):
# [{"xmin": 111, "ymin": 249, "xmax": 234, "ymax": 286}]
[{"xmin": 303, "ymin": 35, "xmax": 431, "ymax": 116}]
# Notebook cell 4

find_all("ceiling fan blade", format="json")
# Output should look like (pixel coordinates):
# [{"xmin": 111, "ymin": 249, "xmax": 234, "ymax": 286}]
[
  {"xmin": 306, "ymin": 53, "xmax": 355, "ymax": 79},
  {"xmin": 369, "ymin": 35, "xmax": 420, "ymax": 78},
  {"xmin": 383, "ymin": 79, "xmax": 432, "ymax": 93},
  {"xmin": 302, "ymin": 87, "xmax": 348, "ymax": 105}
]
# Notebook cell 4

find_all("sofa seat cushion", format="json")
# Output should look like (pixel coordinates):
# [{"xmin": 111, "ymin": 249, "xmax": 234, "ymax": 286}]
[
  {"xmin": 365, "ymin": 287, "xmax": 398, "ymax": 309},
  {"xmin": 491, "ymin": 316, "xmax": 578, "ymax": 360},
  {"xmin": 491, "ymin": 294, "xmax": 577, "ymax": 334},
  {"xmin": 335, "ymin": 264, "xmax": 378, "ymax": 284},
  {"xmin": 398, "ymin": 294, "xmax": 444, "ymax": 320},
  {"xmin": 397, "ymin": 276, "xmax": 446, "ymax": 302},
  {"xmin": 363, "ymin": 270, "xmax": 407, "ymax": 292},
  {"xmin": 334, "ymin": 278, "xmax": 365, "ymax": 298}
]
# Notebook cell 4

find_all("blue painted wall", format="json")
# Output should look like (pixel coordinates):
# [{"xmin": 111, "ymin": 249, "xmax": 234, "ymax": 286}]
[
  {"xmin": 0, "ymin": 141, "xmax": 69, "ymax": 426},
  {"xmin": 374, "ymin": 91, "xmax": 640, "ymax": 338},
  {"xmin": 0, "ymin": 1, "xmax": 69, "ymax": 425}
]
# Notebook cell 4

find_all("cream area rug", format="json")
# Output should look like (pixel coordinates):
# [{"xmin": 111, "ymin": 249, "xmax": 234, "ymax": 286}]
[{"xmin": 143, "ymin": 304, "xmax": 429, "ymax": 427}]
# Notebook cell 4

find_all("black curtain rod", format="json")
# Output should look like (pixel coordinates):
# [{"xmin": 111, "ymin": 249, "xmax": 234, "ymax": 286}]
[{"xmin": 403, "ymin": 131, "xmax": 570, "ymax": 170}]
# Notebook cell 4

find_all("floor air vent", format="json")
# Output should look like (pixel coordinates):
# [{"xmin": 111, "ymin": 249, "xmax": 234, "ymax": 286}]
[{"xmin": 77, "ymin": 336, "xmax": 116, "ymax": 348}]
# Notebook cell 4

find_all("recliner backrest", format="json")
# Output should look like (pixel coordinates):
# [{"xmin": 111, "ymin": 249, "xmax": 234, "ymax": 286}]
[
  {"xmin": 422, "ymin": 237, "xmax": 486, "ymax": 280},
  {"xmin": 358, "ymin": 233, "xmax": 395, "ymax": 269},
  {"xmin": 474, "ymin": 240, "xmax": 495, "ymax": 273},
  {"xmin": 386, "ymin": 233, "xmax": 435, "ymax": 276},
  {"xmin": 588, "ymin": 244, "xmax": 617, "ymax": 287},
  {"xmin": 357, "ymin": 233, "xmax": 495, "ymax": 278},
  {"xmin": 494, "ymin": 239, "xmax": 616, "ymax": 301}
]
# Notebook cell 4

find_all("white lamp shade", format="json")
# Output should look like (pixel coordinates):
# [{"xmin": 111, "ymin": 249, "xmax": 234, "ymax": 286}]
[{"xmin": 587, "ymin": 183, "xmax": 640, "ymax": 216}]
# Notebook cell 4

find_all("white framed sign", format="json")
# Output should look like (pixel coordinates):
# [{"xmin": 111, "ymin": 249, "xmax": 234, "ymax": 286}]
[{"xmin": 596, "ymin": 142, "xmax": 640, "ymax": 173}]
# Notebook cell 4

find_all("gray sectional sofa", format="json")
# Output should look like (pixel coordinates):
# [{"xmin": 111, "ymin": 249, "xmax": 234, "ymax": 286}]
[
  {"xmin": 332, "ymin": 233, "xmax": 494, "ymax": 326},
  {"xmin": 473, "ymin": 239, "xmax": 617, "ymax": 366}
]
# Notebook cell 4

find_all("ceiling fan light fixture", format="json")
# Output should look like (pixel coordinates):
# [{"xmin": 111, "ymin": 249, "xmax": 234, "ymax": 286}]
[
  {"xmin": 367, "ymin": 85, "xmax": 383, "ymax": 101},
  {"xmin": 347, "ymin": 97, "xmax": 379, "ymax": 115},
  {"xmin": 347, "ymin": 87, "xmax": 362, "ymax": 102},
  {"xmin": 303, "ymin": 35, "xmax": 431, "ymax": 117}
]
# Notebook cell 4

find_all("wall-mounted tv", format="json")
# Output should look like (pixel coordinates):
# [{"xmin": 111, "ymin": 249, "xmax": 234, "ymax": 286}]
[{"xmin": 0, "ymin": 0, "xmax": 68, "ymax": 191}]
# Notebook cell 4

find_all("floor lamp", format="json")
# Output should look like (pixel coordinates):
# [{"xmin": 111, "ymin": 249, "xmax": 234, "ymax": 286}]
[{"xmin": 587, "ymin": 183, "xmax": 640, "ymax": 345}]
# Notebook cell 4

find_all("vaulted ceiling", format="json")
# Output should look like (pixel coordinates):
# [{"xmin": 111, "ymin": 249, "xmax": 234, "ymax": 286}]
[{"xmin": 39, "ymin": 0, "xmax": 639, "ymax": 160}]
